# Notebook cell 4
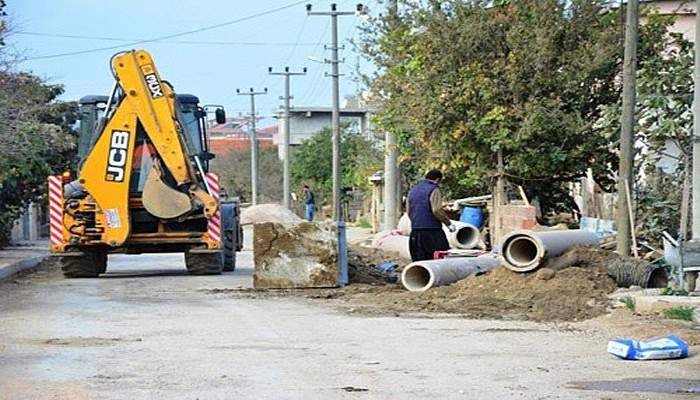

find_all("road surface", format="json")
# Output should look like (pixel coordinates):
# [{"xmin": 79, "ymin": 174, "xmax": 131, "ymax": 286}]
[{"xmin": 0, "ymin": 244, "xmax": 697, "ymax": 399}]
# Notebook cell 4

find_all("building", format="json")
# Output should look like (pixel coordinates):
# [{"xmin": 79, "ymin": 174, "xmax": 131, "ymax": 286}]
[
  {"xmin": 207, "ymin": 118, "xmax": 277, "ymax": 157},
  {"xmin": 645, "ymin": 0, "xmax": 695, "ymax": 40},
  {"xmin": 274, "ymin": 107, "xmax": 376, "ymax": 160}
]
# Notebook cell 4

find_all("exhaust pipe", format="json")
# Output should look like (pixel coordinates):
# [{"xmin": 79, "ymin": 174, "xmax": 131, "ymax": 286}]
[
  {"xmin": 500, "ymin": 230, "xmax": 599, "ymax": 272},
  {"xmin": 401, "ymin": 255, "xmax": 500, "ymax": 292}
]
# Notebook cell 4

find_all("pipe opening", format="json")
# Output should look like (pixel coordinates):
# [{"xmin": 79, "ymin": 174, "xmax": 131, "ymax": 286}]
[
  {"xmin": 455, "ymin": 226, "xmax": 479, "ymax": 248},
  {"xmin": 647, "ymin": 267, "xmax": 669, "ymax": 289},
  {"xmin": 402, "ymin": 264, "xmax": 433, "ymax": 292},
  {"xmin": 506, "ymin": 237, "xmax": 539, "ymax": 266}
]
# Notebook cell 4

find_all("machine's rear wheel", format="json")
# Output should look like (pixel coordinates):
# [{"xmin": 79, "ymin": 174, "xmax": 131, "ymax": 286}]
[
  {"xmin": 60, "ymin": 251, "xmax": 107, "ymax": 278},
  {"xmin": 223, "ymin": 229, "xmax": 237, "ymax": 272},
  {"xmin": 185, "ymin": 250, "xmax": 224, "ymax": 275}
]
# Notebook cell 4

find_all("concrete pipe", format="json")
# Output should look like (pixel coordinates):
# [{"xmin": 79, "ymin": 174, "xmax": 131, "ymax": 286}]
[
  {"xmin": 372, "ymin": 231, "xmax": 411, "ymax": 260},
  {"xmin": 401, "ymin": 255, "xmax": 500, "ymax": 292},
  {"xmin": 501, "ymin": 230, "xmax": 599, "ymax": 272},
  {"xmin": 444, "ymin": 221, "xmax": 481, "ymax": 250}
]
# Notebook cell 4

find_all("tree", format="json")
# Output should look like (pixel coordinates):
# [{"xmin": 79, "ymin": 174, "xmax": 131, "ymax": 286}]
[
  {"xmin": 362, "ymin": 0, "xmax": 625, "ymax": 215},
  {"xmin": 0, "ymin": 5, "xmax": 77, "ymax": 244},
  {"xmin": 597, "ymin": 12, "xmax": 693, "ymax": 241},
  {"xmin": 212, "ymin": 147, "xmax": 283, "ymax": 204},
  {"xmin": 290, "ymin": 127, "xmax": 383, "ymax": 206}
]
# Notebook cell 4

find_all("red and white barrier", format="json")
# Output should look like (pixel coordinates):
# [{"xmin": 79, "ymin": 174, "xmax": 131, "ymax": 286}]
[
  {"xmin": 48, "ymin": 176, "xmax": 64, "ymax": 246},
  {"xmin": 205, "ymin": 173, "xmax": 221, "ymax": 244}
]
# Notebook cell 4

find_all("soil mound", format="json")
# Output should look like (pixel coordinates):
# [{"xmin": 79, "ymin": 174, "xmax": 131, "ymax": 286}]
[
  {"xmin": 241, "ymin": 204, "xmax": 302, "ymax": 225},
  {"xmin": 348, "ymin": 245, "xmax": 410, "ymax": 285},
  {"xmin": 341, "ymin": 259, "xmax": 618, "ymax": 322}
]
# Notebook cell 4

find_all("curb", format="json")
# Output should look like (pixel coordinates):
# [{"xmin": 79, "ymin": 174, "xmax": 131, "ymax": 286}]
[{"xmin": 0, "ymin": 255, "xmax": 49, "ymax": 282}]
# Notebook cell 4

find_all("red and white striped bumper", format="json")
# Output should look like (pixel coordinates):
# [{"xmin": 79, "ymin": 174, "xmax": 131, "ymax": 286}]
[
  {"xmin": 205, "ymin": 173, "xmax": 221, "ymax": 245},
  {"xmin": 48, "ymin": 176, "xmax": 65, "ymax": 247}
]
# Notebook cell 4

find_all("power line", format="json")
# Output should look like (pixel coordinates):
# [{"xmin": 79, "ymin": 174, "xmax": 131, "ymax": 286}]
[
  {"xmin": 15, "ymin": 31, "xmax": 319, "ymax": 47},
  {"xmin": 25, "ymin": 0, "xmax": 311, "ymax": 60}
]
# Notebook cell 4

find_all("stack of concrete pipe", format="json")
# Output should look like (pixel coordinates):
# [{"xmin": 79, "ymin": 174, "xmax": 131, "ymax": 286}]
[
  {"xmin": 376, "ymin": 214, "xmax": 481, "ymax": 257},
  {"xmin": 499, "ymin": 229, "xmax": 599, "ymax": 272}
]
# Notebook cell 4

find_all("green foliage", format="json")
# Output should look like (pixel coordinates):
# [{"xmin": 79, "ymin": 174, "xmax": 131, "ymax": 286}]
[
  {"xmin": 660, "ymin": 287, "xmax": 689, "ymax": 297},
  {"xmin": 620, "ymin": 296, "xmax": 636, "ymax": 312},
  {"xmin": 0, "ymin": 71, "xmax": 77, "ymax": 245},
  {"xmin": 663, "ymin": 306, "xmax": 695, "ymax": 322},
  {"xmin": 212, "ymin": 147, "xmax": 282, "ymax": 203},
  {"xmin": 290, "ymin": 127, "xmax": 383, "ymax": 205},
  {"xmin": 356, "ymin": 217, "xmax": 372, "ymax": 229},
  {"xmin": 597, "ymin": 12, "xmax": 693, "ymax": 242},
  {"xmin": 362, "ymin": 0, "xmax": 624, "ymax": 211}
]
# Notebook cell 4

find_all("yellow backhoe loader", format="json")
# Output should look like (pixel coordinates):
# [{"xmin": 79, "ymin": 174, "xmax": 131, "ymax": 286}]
[{"xmin": 48, "ymin": 49, "xmax": 240, "ymax": 277}]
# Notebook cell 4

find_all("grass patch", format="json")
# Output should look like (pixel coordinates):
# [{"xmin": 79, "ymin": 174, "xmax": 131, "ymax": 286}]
[
  {"xmin": 620, "ymin": 296, "xmax": 636, "ymax": 312},
  {"xmin": 660, "ymin": 287, "xmax": 689, "ymax": 296},
  {"xmin": 356, "ymin": 217, "xmax": 372, "ymax": 229},
  {"xmin": 663, "ymin": 306, "xmax": 695, "ymax": 322}
]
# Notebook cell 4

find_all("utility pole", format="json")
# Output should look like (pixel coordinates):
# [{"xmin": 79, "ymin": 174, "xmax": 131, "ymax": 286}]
[
  {"xmin": 307, "ymin": 3, "xmax": 367, "ymax": 286},
  {"xmin": 236, "ymin": 87, "xmax": 268, "ymax": 205},
  {"xmin": 616, "ymin": 0, "xmax": 639, "ymax": 257},
  {"xmin": 269, "ymin": 66, "xmax": 307, "ymax": 210},
  {"xmin": 383, "ymin": 0, "xmax": 399, "ymax": 231}
]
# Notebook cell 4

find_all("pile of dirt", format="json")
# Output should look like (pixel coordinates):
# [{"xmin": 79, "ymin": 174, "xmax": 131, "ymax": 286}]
[
  {"xmin": 338, "ymin": 261, "xmax": 618, "ymax": 322},
  {"xmin": 347, "ymin": 245, "xmax": 410, "ymax": 285},
  {"xmin": 544, "ymin": 247, "xmax": 668, "ymax": 288},
  {"xmin": 241, "ymin": 204, "xmax": 303, "ymax": 225}
]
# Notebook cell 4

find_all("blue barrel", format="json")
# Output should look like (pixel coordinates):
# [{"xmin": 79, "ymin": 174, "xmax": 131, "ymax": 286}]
[{"xmin": 460, "ymin": 206, "xmax": 484, "ymax": 227}]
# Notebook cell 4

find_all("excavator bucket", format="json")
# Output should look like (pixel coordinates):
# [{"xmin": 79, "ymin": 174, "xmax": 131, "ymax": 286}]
[{"xmin": 142, "ymin": 162, "xmax": 191, "ymax": 219}]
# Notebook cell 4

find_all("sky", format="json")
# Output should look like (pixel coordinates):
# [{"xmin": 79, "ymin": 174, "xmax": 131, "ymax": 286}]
[{"xmin": 7, "ymin": 0, "xmax": 378, "ymax": 126}]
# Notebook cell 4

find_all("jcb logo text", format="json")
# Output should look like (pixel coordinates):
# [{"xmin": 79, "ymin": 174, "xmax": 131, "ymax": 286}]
[{"xmin": 105, "ymin": 130, "xmax": 130, "ymax": 182}]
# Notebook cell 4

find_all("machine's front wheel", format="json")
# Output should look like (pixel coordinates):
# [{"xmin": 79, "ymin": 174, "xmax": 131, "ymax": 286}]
[
  {"xmin": 185, "ymin": 250, "xmax": 224, "ymax": 275},
  {"xmin": 60, "ymin": 251, "xmax": 107, "ymax": 278}
]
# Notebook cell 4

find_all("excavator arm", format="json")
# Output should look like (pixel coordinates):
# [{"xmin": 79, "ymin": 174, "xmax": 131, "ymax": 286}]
[{"xmin": 79, "ymin": 50, "xmax": 217, "ymax": 246}]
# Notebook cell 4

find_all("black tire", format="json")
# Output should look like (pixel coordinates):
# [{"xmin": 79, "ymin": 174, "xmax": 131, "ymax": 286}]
[
  {"xmin": 223, "ymin": 228, "xmax": 236, "ymax": 272},
  {"xmin": 221, "ymin": 202, "xmax": 238, "ymax": 272},
  {"xmin": 185, "ymin": 250, "xmax": 224, "ymax": 275},
  {"xmin": 60, "ymin": 251, "xmax": 106, "ymax": 278},
  {"xmin": 95, "ymin": 252, "xmax": 108, "ymax": 274}
]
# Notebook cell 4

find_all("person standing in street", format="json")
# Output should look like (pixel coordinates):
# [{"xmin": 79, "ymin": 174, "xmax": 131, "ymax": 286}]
[
  {"xmin": 303, "ymin": 185, "xmax": 316, "ymax": 222},
  {"xmin": 406, "ymin": 169, "xmax": 455, "ymax": 261}
]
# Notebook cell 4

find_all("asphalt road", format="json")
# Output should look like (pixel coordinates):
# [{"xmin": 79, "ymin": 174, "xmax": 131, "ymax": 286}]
[{"xmin": 0, "ymin": 243, "xmax": 697, "ymax": 399}]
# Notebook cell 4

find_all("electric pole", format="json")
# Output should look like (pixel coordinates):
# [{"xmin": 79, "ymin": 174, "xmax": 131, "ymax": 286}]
[
  {"xmin": 236, "ymin": 87, "xmax": 268, "ymax": 205},
  {"xmin": 307, "ymin": 2, "xmax": 368, "ymax": 286},
  {"xmin": 616, "ymin": 0, "xmax": 639, "ymax": 257},
  {"xmin": 384, "ymin": 0, "xmax": 399, "ymax": 231},
  {"xmin": 269, "ymin": 66, "xmax": 307, "ymax": 210}
]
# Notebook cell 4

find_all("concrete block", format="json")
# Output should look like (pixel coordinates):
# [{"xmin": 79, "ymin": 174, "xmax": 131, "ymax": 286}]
[
  {"xmin": 633, "ymin": 296, "xmax": 700, "ymax": 315},
  {"xmin": 253, "ymin": 222, "xmax": 338, "ymax": 289}
]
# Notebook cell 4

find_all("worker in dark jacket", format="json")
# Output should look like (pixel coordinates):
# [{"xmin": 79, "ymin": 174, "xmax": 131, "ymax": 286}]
[{"xmin": 406, "ymin": 169, "xmax": 454, "ymax": 261}]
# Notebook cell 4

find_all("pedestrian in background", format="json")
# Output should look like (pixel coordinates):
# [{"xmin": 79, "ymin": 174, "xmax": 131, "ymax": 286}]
[
  {"xmin": 303, "ymin": 184, "xmax": 316, "ymax": 222},
  {"xmin": 406, "ymin": 169, "xmax": 455, "ymax": 261}
]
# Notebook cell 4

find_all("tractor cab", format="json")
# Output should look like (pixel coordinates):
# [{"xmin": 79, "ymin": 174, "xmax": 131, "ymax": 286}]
[{"xmin": 77, "ymin": 93, "xmax": 224, "ymax": 171}]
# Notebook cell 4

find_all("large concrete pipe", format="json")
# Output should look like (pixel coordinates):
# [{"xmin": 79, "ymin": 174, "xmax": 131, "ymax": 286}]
[
  {"xmin": 396, "ymin": 215, "xmax": 481, "ymax": 250},
  {"xmin": 500, "ymin": 230, "xmax": 599, "ymax": 272},
  {"xmin": 444, "ymin": 221, "xmax": 481, "ymax": 250},
  {"xmin": 401, "ymin": 255, "xmax": 500, "ymax": 292},
  {"xmin": 372, "ymin": 231, "xmax": 411, "ymax": 259}
]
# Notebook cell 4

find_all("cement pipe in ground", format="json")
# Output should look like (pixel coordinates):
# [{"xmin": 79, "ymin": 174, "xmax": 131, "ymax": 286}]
[
  {"xmin": 444, "ymin": 221, "xmax": 481, "ymax": 250},
  {"xmin": 501, "ymin": 230, "xmax": 599, "ymax": 272},
  {"xmin": 401, "ymin": 255, "xmax": 500, "ymax": 292}
]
